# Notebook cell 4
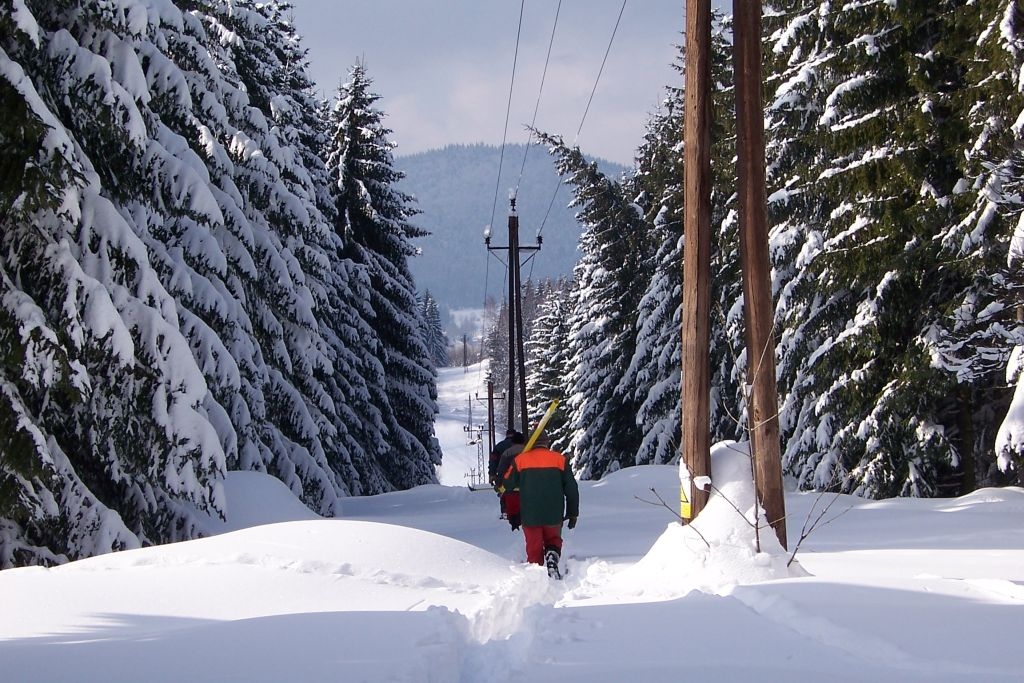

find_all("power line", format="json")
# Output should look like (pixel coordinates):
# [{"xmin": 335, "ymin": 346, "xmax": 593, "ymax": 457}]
[
  {"xmin": 538, "ymin": 0, "xmax": 629, "ymax": 237},
  {"xmin": 485, "ymin": 0, "xmax": 628, "ymax": 320},
  {"xmin": 575, "ymin": 0, "xmax": 628, "ymax": 142},
  {"xmin": 480, "ymin": 0, "xmax": 526, "ymax": 350},
  {"xmin": 488, "ymin": 0, "xmax": 526, "ymax": 236},
  {"xmin": 514, "ymin": 0, "xmax": 563, "ymax": 199}
]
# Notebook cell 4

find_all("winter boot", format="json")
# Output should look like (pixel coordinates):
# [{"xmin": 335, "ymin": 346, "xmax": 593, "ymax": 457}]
[{"xmin": 544, "ymin": 547, "xmax": 561, "ymax": 579}]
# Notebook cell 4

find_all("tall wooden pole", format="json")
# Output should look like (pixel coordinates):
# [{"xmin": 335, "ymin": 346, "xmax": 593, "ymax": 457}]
[
  {"xmin": 512, "ymin": 209, "xmax": 528, "ymax": 434},
  {"xmin": 734, "ymin": 0, "xmax": 787, "ymax": 548},
  {"xmin": 506, "ymin": 208, "xmax": 518, "ymax": 432},
  {"xmin": 488, "ymin": 199, "xmax": 540, "ymax": 436},
  {"xmin": 681, "ymin": 0, "xmax": 713, "ymax": 521},
  {"xmin": 487, "ymin": 381, "xmax": 496, "ymax": 455}
]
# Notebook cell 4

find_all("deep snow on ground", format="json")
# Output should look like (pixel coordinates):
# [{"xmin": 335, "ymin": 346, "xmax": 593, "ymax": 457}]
[{"xmin": 2, "ymin": 363, "xmax": 1023, "ymax": 682}]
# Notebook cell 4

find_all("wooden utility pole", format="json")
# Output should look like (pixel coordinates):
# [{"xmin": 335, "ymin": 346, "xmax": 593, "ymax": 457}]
[
  {"xmin": 487, "ymin": 381, "xmax": 496, "ymax": 454},
  {"xmin": 734, "ymin": 0, "xmax": 787, "ymax": 548},
  {"xmin": 512, "ymin": 204, "xmax": 528, "ymax": 434},
  {"xmin": 486, "ymin": 198, "xmax": 539, "ymax": 435},
  {"xmin": 481, "ymin": 380, "xmax": 505, "ymax": 455},
  {"xmin": 681, "ymin": 0, "xmax": 713, "ymax": 521},
  {"xmin": 506, "ymin": 209, "xmax": 518, "ymax": 432}
]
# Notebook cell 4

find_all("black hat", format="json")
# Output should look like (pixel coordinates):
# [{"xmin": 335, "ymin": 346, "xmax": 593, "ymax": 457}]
[{"xmin": 534, "ymin": 431, "xmax": 551, "ymax": 447}]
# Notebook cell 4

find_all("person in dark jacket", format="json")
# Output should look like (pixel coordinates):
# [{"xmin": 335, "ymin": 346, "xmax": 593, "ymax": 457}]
[
  {"xmin": 488, "ymin": 429, "xmax": 520, "ymax": 487},
  {"xmin": 501, "ymin": 431, "xmax": 579, "ymax": 577},
  {"xmin": 495, "ymin": 432, "xmax": 526, "ymax": 530},
  {"xmin": 489, "ymin": 429, "xmax": 522, "ymax": 519}
]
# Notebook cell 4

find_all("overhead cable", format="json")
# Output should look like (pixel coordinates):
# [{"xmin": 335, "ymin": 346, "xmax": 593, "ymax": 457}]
[
  {"xmin": 488, "ymin": 0, "xmax": 527, "ymax": 235},
  {"xmin": 538, "ymin": 0, "xmax": 628, "ymax": 237},
  {"xmin": 514, "ymin": 0, "xmax": 563, "ymax": 199},
  {"xmin": 575, "ymin": 0, "xmax": 627, "ymax": 142}
]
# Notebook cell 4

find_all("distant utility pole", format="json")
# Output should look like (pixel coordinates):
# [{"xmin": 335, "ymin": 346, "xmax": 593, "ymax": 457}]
[
  {"xmin": 485, "ymin": 197, "xmax": 540, "ymax": 434},
  {"xmin": 681, "ymin": 0, "xmax": 713, "ymax": 521},
  {"xmin": 472, "ymin": 380, "xmax": 505, "ymax": 464},
  {"xmin": 484, "ymin": 381, "xmax": 499, "ymax": 454},
  {"xmin": 735, "ymin": 0, "xmax": 787, "ymax": 548}
]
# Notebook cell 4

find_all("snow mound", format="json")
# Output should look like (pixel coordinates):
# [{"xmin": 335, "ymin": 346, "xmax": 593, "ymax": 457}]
[
  {"xmin": 574, "ymin": 442, "xmax": 802, "ymax": 602},
  {"xmin": 200, "ymin": 470, "xmax": 322, "ymax": 534}
]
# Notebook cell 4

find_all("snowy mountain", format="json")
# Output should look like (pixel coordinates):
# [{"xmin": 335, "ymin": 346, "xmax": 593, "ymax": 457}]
[{"xmin": 396, "ymin": 143, "xmax": 628, "ymax": 316}]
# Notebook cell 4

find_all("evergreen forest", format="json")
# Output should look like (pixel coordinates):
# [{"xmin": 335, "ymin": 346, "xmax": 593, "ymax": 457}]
[
  {"xmin": 507, "ymin": 3, "xmax": 1024, "ymax": 500},
  {"xmin": 0, "ymin": 0, "xmax": 439, "ymax": 567}
]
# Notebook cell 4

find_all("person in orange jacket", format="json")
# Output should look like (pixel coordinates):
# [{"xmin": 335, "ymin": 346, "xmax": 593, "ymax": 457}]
[{"xmin": 501, "ymin": 431, "xmax": 579, "ymax": 578}]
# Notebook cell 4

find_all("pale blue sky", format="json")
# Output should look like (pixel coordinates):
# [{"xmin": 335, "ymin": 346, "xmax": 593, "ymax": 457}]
[{"xmin": 287, "ymin": 1, "xmax": 705, "ymax": 165}]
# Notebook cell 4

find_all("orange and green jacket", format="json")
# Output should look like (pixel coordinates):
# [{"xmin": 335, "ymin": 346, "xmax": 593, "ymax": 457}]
[{"xmin": 502, "ymin": 447, "xmax": 579, "ymax": 527}]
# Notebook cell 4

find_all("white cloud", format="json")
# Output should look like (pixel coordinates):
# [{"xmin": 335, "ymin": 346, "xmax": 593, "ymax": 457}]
[{"xmin": 290, "ymin": 0, "xmax": 689, "ymax": 165}]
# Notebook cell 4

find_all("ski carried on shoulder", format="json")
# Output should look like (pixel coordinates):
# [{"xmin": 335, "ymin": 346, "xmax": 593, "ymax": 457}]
[{"xmin": 523, "ymin": 398, "xmax": 560, "ymax": 452}]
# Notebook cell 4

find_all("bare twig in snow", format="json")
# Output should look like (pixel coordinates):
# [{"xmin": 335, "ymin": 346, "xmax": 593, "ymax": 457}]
[
  {"xmin": 635, "ymin": 488, "xmax": 710, "ymax": 548},
  {"xmin": 786, "ymin": 488, "xmax": 852, "ymax": 567}
]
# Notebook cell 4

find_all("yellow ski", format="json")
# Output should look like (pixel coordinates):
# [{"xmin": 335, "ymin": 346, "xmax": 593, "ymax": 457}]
[{"xmin": 523, "ymin": 399, "xmax": 560, "ymax": 451}]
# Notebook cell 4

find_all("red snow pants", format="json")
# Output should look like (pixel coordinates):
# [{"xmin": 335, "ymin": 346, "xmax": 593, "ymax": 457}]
[
  {"xmin": 502, "ymin": 491, "xmax": 520, "ymax": 517},
  {"xmin": 523, "ymin": 525, "xmax": 563, "ymax": 565}
]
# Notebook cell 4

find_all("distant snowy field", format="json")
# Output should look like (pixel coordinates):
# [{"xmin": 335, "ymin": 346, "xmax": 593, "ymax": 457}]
[{"xmin": 2, "ymin": 363, "xmax": 1023, "ymax": 682}]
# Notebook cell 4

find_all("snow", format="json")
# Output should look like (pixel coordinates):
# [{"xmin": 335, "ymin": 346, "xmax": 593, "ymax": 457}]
[
  {"xmin": 434, "ymin": 363, "xmax": 493, "ymax": 488},
  {"xmin": 2, "ymin": 362, "xmax": 1023, "ymax": 682},
  {"xmin": 10, "ymin": 0, "xmax": 39, "ymax": 46}
]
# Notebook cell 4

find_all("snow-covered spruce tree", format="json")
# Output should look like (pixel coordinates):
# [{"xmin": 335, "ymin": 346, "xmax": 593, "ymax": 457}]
[
  {"xmin": 124, "ymin": 0, "xmax": 270, "ymax": 495},
  {"xmin": 212, "ymin": 0, "xmax": 387, "ymax": 500},
  {"xmin": 537, "ymin": 135, "xmax": 648, "ymax": 479},
  {"xmin": 483, "ymin": 298, "xmax": 511, "ymax": 426},
  {"xmin": 764, "ymin": 1, "xmax": 850, "ymax": 491},
  {"xmin": 520, "ymin": 278, "xmax": 544, "ymax": 345},
  {"xmin": 325, "ymin": 62, "xmax": 441, "ymax": 488},
  {"xmin": 0, "ymin": 0, "xmax": 226, "ymax": 566},
  {"xmin": 622, "ymin": 96, "xmax": 685, "ymax": 467},
  {"xmin": 764, "ymin": 0, "xmax": 988, "ymax": 497},
  {"xmin": 524, "ymin": 279, "xmax": 574, "ymax": 447},
  {"xmin": 928, "ymin": 0, "xmax": 1024, "ymax": 488},
  {"xmin": 982, "ymin": 0, "xmax": 1024, "ymax": 484},
  {"xmin": 318, "ymin": 234, "xmax": 395, "ymax": 495},
  {"xmin": 133, "ymin": 0, "xmax": 348, "ymax": 512},
  {"xmin": 620, "ymin": 22, "xmax": 742, "ymax": 470},
  {"xmin": 296, "ymin": 88, "xmax": 393, "ymax": 496},
  {"xmin": 253, "ymin": 1, "xmax": 391, "ymax": 495},
  {"xmin": 893, "ymin": 0, "xmax": 1022, "ymax": 493},
  {"xmin": 420, "ymin": 291, "xmax": 450, "ymax": 367}
]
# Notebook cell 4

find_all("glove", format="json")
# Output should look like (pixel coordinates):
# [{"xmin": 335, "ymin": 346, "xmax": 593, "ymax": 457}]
[{"xmin": 566, "ymin": 516, "xmax": 577, "ymax": 530}]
